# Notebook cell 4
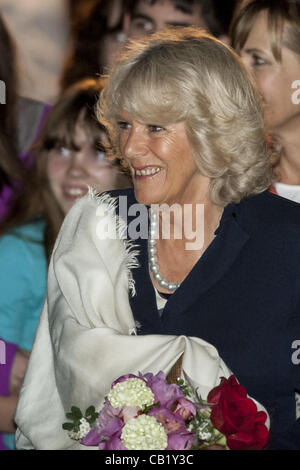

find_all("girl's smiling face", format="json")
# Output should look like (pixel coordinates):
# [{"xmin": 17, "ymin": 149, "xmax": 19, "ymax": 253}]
[{"xmin": 47, "ymin": 122, "xmax": 119, "ymax": 215}]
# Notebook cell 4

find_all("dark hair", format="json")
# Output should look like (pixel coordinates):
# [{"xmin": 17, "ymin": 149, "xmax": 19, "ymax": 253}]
[
  {"xmin": 61, "ymin": 0, "xmax": 126, "ymax": 91},
  {"xmin": 41, "ymin": 79, "xmax": 107, "ymax": 155},
  {"xmin": 124, "ymin": 0, "xmax": 236, "ymax": 37}
]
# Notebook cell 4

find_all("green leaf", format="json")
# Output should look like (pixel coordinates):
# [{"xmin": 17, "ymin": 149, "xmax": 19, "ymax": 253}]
[
  {"xmin": 62, "ymin": 422, "xmax": 74, "ymax": 431},
  {"xmin": 142, "ymin": 404, "xmax": 151, "ymax": 414},
  {"xmin": 86, "ymin": 414, "xmax": 98, "ymax": 425},
  {"xmin": 66, "ymin": 412, "xmax": 74, "ymax": 420},
  {"xmin": 73, "ymin": 424, "xmax": 80, "ymax": 433},
  {"xmin": 85, "ymin": 406, "xmax": 99, "ymax": 425},
  {"xmin": 85, "ymin": 406, "xmax": 96, "ymax": 417},
  {"xmin": 71, "ymin": 406, "xmax": 83, "ymax": 420}
]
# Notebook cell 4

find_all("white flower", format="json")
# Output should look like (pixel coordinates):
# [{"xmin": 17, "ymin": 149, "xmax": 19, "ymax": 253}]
[
  {"xmin": 68, "ymin": 430, "xmax": 81, "ymax": 441},
  {"xmin": 197, "ymin": 428, "xmax": 213, "ymax": 441},
  {"xmin": 68, "ymin": 418, "xmax": 91, "ymax": 441},
  {"xmin": 121, "ymin": 415, "xmax": 168, "ymax": 450},
  {"xmin": 108, "ymin": 378, "xmax": 155, "ymax": 409}
]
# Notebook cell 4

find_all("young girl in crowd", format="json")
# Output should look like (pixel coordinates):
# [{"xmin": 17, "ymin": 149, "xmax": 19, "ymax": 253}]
[{"xmin": 0, "ymin": 78, "xmax": 130, "ymax": 450}]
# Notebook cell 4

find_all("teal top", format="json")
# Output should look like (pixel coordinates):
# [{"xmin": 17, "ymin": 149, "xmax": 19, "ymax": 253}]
[{"xmin": 0, "ymin": 217, "xmax": 47, "ymax": 449}]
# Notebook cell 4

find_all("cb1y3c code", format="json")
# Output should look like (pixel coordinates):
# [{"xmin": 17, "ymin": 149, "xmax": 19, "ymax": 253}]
[{"xmin": 148, "ymin": 454, "xmax": 194, "ymax": 465}]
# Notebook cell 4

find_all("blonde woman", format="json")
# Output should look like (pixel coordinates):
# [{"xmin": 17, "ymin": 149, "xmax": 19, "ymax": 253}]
[{"xmin": 15, "ymin": 28, "xmax": 299, "ymax": 450}]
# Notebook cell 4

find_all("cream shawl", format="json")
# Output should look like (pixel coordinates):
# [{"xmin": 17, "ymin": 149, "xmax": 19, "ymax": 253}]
[{"xmin": 15, "ymin": 191, "xmax": 237, "ymax": 449}]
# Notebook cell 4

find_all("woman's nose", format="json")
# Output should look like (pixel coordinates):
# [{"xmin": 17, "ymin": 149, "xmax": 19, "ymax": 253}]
[{"xmin": 123, "ymin": 127, "xmax": 148, "ymax": 160}]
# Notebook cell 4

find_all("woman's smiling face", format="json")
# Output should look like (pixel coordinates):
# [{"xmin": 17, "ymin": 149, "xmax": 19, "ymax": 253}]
[{"xmin": 117, "ymin": 110, "xmax": 202, "ymax": 207}]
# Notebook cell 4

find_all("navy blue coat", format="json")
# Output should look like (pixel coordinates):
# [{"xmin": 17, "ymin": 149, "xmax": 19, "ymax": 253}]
[{"xmin": 113, "ymin": 188, "xmax": 300, "ymax": 449}]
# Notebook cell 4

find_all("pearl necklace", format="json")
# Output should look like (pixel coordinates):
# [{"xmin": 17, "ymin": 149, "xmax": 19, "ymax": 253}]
[{"xmin": 148, "ymin": 210, "xmax": 181, "ymax": 292}]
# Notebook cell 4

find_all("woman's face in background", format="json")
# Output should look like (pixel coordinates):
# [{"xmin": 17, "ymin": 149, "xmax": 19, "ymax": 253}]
[
  {"xmin": 240, "ymin": 10, "xmax": 300, "ymax": 133},
  {"xmin": 47, "ymin": 121, "xmax": 120, "ymax": 215}
]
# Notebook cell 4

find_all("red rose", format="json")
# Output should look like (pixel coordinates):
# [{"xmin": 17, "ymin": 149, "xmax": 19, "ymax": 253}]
[{"xmin": 207, "ymin": 375, "xmax": 269, "ymax": 450}]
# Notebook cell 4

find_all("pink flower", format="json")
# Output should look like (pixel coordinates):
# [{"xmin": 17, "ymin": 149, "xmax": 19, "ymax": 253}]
[
  {"xmin": 82, "ymin": 398, "xmax": 124, "ymax": 448},
  {"xmin": 147, "ymin": 406, "xmax": 194, "ymax": 450},
  {"xmin": 173, "ymin": 397, "xmax": 197, "ymax": 421},
  {"xmin": 99, "ymin": 435, "xmax": 127, "ymax": 450},
  {"xmin": 148, "ymin": 406, "xmax": 186, "ymax": 434},
  {"xmin": 120, "ymin": 406, "xmax": 141, "ymax": 423},
  {"xmin": 97, "ymin": 399, "xmax": 120, "ymax": 427},
  {"xmin": 81, "ymin": 428, "xmax": 102, "ymax": 447},
  {"xmin": 167, "ymin": 431, "xmax": 195, "ymax": 450},
  {"xmin": 142, "ymin": 371, "xmax": 184, "ymax": 407}
]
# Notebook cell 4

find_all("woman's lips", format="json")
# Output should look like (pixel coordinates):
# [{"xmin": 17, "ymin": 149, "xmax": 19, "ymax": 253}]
[{"xmin": 134, "ymin": 166, "xmax": 162, "ymax": 177}]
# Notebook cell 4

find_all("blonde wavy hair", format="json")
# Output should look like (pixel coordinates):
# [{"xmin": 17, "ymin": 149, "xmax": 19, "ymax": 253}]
[{"xmin": 99, "ymin": 27, "xmax": 272, "ymax": 206}]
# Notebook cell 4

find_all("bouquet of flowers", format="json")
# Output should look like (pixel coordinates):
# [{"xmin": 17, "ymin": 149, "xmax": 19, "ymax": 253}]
[{"xmin": 62, "ymin": 371, "xmax": 269, "ymax": 450}]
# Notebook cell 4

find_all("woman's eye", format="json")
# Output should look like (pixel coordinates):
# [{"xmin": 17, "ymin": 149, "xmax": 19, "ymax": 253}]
[
  {"xmin": 252, "ymin": 54, "xmax": 266, "ymax": 66},
  {"xmin": 95, "ymin": 150, "xmax": 106, "ymax": 160},
  {"xmin": 117, "ymin": 120, "xmax": 131, "ymax": 131},
  {"xmin": 148, "ymin": 125, "xmax": 165, "ymax": 133}
]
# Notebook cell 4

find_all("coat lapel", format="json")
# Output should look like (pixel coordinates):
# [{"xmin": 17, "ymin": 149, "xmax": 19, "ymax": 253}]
[{"xmin": 162, "ymin": 208, "xmax": 250, "ymax": 317}]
